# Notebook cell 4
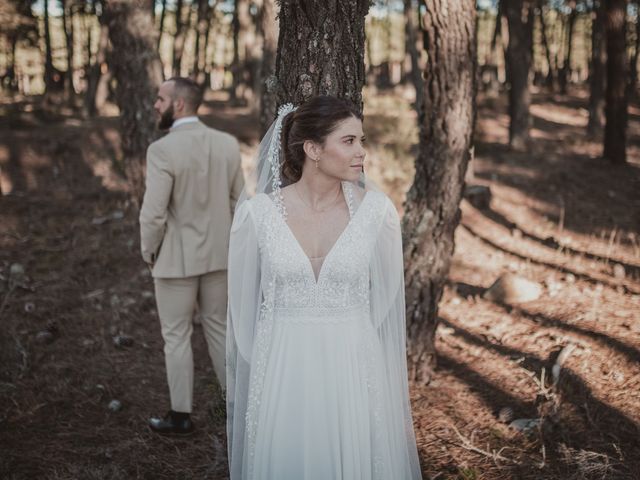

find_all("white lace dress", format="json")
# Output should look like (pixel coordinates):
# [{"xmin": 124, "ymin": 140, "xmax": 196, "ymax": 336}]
[{"xmin": 226, "ymin": 183, "xmax": 422, "ymax": 480}]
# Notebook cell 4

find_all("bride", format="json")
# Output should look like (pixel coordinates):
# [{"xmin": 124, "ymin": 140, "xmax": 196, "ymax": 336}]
[{"xmin": 226, "ymin": 95, "xmax": 422, "ymax": 480}]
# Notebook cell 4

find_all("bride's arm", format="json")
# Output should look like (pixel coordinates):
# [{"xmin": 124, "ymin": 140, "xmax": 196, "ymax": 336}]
[
  {"xmin": 227, "ymin": 200, "xmax": 262, "ymax": 362},
  {"xmin": 226, "ymin": 199, "xmax": 262, "ymax": 478}
]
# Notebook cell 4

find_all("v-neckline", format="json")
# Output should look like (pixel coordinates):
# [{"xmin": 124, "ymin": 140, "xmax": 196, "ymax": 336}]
[{"xmin": 267, "ymin": 184, "xmax": 369, "ymax": 286}]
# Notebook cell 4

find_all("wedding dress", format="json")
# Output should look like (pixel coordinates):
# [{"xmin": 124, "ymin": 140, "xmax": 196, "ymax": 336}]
[{"xmin": 226, "ymin": 180, "xmax": 422, "ymax": 480}]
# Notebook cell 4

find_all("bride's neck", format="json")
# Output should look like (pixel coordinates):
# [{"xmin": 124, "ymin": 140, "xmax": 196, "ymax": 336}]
[{"xmin": 296, "ymin": 171, "xmax": 342, "ymax": 208}]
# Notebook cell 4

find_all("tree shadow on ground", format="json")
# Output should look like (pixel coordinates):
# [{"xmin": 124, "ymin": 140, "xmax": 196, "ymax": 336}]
[
  {"xmin": 438, "ymin": 316, "xmax": 639, "ymax": 478},
  {"xmin": 459, "ymin": 222, "xmax": 637, "ymax": 294},
  {"xmin": 470, "ymin": 203, "xmax": 640, "ymax": 281},
  {"xmin": 474, "ymin": 92, "xmax": 640, "ymax": 243}
]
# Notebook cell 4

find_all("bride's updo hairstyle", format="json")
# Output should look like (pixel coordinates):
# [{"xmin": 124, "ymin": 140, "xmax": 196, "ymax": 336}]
[{"xmin": 280, "ymin": 95, "xmax": 362, "ymax": 183}]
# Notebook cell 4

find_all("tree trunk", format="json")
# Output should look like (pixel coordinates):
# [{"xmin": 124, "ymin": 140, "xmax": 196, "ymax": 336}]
[
  {"xmin": 404, "ymin": 0, "xmax": 476, "ymax": 383},
  {"xmin": 171, "ymin": 0, "xmax": 187, "ymax": 77},
  {"xmin": 505, "ymin": 0, "xmax": 533, "ymax": 150},
  {"xmin": 103, "ymin": 0, "xmax": 163, "ymax": 203},
  {"xmin": 85, "ymin": 19, "xmax": 110, "ymax": 116},
  {"xmin": 603, "ymin": 0, "xmax": 628, "ymax": 164},
  {"xmin": 60, "ymin": 0, "xmax": 76, "ymax": 99},
  {"xmin": 84, "ymin": 7, "xmax": 92, "ymax": 72},
  {"xmin": 629, "ymin": 0, "xmax": 640, "ymax": 96},
  {"xmin": 43, "ymin": 0, "xmax": 55, "ymax": 91},
  {"xmin": 230, "ymin": 0, "xmax": 251, "ymax": 102},
  {"xmin": 588, "ymin": 0, "xmax": 606, "ymax": 134},
  {"xmin": 559, "ymin": 6, "xmax": 577, "ymax": 94},
  {"xmin": 258, "ymin": 0, "xmax": 278, "ymax": 134},
  {"xmin": 538, "ymin": 0, "xmax": 556, "ymax": 89},
  {"xmin": 490, "ymin": 0, "xmax": 502, "ymax": 53},
  {"xmin": 192, "ymin": 0, "xmax": 207, "ymax": 79},
  {"xmin": 7, "ymin": 34, "xmax": 18, "ymax": 91},
  {"xmin": 274, "ymin": 0, "xmax": 370, "ymax": 112},
  {"xmin": 202, "ymin": 3, "xmax": 215, "ymax": 86},
  {"xmin": 157, "ymin": 0, "xmax": 167, "ymax": 51},
  {"xmin": 404, "ymin": 0, "xmax": 423, "ymax": 115}
]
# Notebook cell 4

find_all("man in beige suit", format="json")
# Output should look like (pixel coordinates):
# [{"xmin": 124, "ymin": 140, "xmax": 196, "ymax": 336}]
[{"xmin": 140, "ymin": 77, "xmax": 243, "ymax": 435}]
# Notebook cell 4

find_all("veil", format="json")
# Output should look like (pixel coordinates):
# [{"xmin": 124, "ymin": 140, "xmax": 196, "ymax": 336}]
[{"xmin": 226, "ymin": 104, "xmax": 421, "ymax": 479}]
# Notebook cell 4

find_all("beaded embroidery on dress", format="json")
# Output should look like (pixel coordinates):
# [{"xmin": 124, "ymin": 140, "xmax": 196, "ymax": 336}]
[{"xmin": 227, "ymin": 181, "xmax": 423, "ymax": 480}]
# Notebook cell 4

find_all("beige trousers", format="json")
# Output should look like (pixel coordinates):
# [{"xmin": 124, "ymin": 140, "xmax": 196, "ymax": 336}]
[{"xmin": 154, "ymin": 270, "xmax": 227, "ymax": 413}]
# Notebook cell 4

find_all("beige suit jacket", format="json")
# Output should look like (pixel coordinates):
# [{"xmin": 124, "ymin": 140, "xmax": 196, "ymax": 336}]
[{"xmin": 140, "ymin": 120, "xmax": 244, "ymax": 278}]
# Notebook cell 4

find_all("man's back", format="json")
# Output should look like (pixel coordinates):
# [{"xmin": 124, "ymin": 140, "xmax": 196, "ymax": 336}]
[{"xmin": 140, "ymin": 121, "xmax": 244, "ymax": 278}]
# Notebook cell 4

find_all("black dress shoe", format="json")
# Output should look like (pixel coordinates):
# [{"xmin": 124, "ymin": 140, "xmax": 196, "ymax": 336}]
[{"xmin": 149, "ymin": 410, "xmax": 195, "ymax": 436}]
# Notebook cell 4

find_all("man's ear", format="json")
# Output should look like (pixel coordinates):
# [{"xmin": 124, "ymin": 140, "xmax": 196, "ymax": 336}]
[{"xmin": 174, "ymin": 97, "xmax": 185, "ymax": 114}]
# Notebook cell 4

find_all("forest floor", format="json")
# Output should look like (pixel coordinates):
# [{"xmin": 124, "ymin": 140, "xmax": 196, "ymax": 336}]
[{"xmin": 0, "ymin": 86, "xmax": 638, "ymax": 480}]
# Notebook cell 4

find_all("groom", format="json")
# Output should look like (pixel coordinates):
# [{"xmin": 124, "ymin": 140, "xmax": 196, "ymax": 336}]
[{"xmin": 140, "ymin": 77, "xmax": 244, "ymax": 435}]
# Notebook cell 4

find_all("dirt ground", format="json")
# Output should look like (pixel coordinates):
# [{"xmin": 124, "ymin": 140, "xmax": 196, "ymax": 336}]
[{"xmin": 0, "ymin": 87, "xmax": 638, "ymax": 480}]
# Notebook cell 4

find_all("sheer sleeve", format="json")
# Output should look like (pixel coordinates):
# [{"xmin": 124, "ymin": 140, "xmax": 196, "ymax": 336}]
[
  {"xmin": 369, "ymin": 197, "xmax": 422, "ymax": 479},
  {"xmin": 226, "ymin": 199, "xmax": 261, "ymax": 479}
]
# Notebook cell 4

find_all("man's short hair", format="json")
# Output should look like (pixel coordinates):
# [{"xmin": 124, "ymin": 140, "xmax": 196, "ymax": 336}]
[{"xmin": 167, "ymin": 77, "xmax": 203, "ymax": 113}]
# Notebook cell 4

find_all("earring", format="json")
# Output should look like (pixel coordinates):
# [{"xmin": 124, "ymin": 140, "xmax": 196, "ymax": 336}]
[{"xmin": 315, "ymin": 157, "xmax": 319, "ymax": 169}]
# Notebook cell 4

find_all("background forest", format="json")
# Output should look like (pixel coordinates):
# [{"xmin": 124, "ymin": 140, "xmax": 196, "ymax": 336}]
[{"xmin": 0, "ymin": 0, "xmax": 639, "ymax": 479}]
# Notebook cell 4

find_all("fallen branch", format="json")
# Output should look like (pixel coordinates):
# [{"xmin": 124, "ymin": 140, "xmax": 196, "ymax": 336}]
[{"xmin": 445, "ymin": 423, "xmax": 523, "ymax": 465}]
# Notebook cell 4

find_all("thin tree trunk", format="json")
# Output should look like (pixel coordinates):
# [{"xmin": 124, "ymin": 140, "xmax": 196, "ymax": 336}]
[
  {"xmin": 60, "ymin": 0, "xmax": 75, "ymax": 98},
  {"xmin": 559, "ymin": 6, "xmax": 577, "ymax": 93},
  {"xmin": 275, "ymin": 0, "xmax": 370, "ymax": 112},
  {"xmin": 259, "ymin": 0, "xmax": 277, "ymax": 134},
  {"xmin": 43, "ymin": 0, "xmax": 55, "ymax": 91},
  {"xmin": 505, "ymin": 0, "xmax": 533, "ymax": 150},
  {"xmin": 157, "ymin": 0, "xmax": 167, "ymax": 51},
  {"xmin": 171, "ymin": 0, "xmax": 186, "ymax": 76},
  {"xmin": 404, "ymin": 0, "xmax": 423, "ymax": 115},
  {"xmin": 103, "ymin": 0, "xmax": 163, "ymax": 203},
  {"xmin": 192, "ymin": 0, "xmax": 207, "ymax": 78},
  {"xmin": 538, "ymin": 0, "xmax": 556, "ymax": 89},
  {"xmin": 629, "ymin": 0, "xmax": 640, "ymax": 95},
  {"xmin": 405, "ymin": 0, "xmax": 477, "ymax": 383},
  {"xmin": 7, "ymin": 34, "xmax": 18, "ymax": 90},
  {"xmin": 231, "ymin": 0, "xmax": 250, "ymax": 102},
  {"xmin": 490, "ymin": 0, "xmax": 502, "ymax": 54},
  {"xmin": 603, "ymin": 0, "xmax": 628, "ymax": 164},
  {"xmin": 84, "ymin": 8, "xmax": 92, "ymax": 72},
  {"xmin": 202, "ymin": 3, "xmax": 215, "ymax": 86},
  {"xmin": 588, "ymin": 0, "xmax": 606, "ymax": 133},
  {"xmin": 85, "ymin": 19, "xmax": 110, "ymax": 116}
]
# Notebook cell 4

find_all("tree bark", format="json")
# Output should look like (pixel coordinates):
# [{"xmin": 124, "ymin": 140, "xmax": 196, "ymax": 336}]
[
  {"xmin": 629, "ymin": 0, "xmax": 640, "ymax": 96},
  {"xmin": 404, "ymin": 0, "xmax": 477, "ymax": 382},
  {"xmin": 403, "ymin": 0, "xmax": 423, "ymax": 115},
  {"xmin": 171, "ymin": 0, "xmax": 188, "ymax": 77},
  {"xmin": 259, "ymin": 0, "xmax": 278, "ymax": 134},
  {"xmin": 231, "ymin": 0, "xmax": 251, "ymax": 101},
  {"xmin": 603, "ymin": 0, "xmax": 628, "ymax": 164},
  {"xmin": 559, "ymin": 4, "xmax": 577, "ymax": 94},
  {"xmin": 7, "ymin": 34, "xmax": 18, "ymax": 90},
  {"xmin": 274, "ymin": 0, "xmax": 370, "ymax": 112},
  {"xmin": 103, "ymin": 0, "xmax": 163, "ymax": 203},
  {"xmin": 505, "ymin": 0, "xmax": 533, "ymax": 150},
  {"xmin": 157, "ymin": 0, "xmax": 167, "ymax": 51},
  {"xmin": 588, "ymin": 0, "xmax": 606, "ymax": 134},
  {"xmin": 60, "ymin": 0, "xmax": 76, "ymax": 98},
  {"xmin": 192, "ymin": 0, "xmax": 207, "ymax": 79},
  {"xmin": 538, "ymin": 0, "xmax": 556, "ymax": 90},
  {"xmin": 43, "ymin": 0, "xmax": 55, "ymax": 91},
  {"xmin": 85, "ymin": 18, "xmax": 110, "ymax": 116}
]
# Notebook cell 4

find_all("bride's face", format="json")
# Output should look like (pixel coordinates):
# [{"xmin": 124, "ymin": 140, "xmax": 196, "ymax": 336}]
[{"xmin": 313, "ymin": 116, "xmax": 366, "ymax": 182}]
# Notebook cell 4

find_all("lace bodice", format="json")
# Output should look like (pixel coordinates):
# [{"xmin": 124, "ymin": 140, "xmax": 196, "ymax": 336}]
[{"xmin": 248, "ymin": 187, "xmax": 387, "ymax": 316}]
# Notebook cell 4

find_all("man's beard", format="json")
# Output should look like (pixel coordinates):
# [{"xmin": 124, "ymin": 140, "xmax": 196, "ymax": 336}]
[{"xmin": 158, "ymin": 105, "xmax": 175, "ymax": 130}]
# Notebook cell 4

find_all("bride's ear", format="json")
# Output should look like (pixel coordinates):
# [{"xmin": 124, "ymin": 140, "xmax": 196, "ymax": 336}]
[{"xmin": 303, "ymin": 140, "xmax": 320, "ymax": 161}]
